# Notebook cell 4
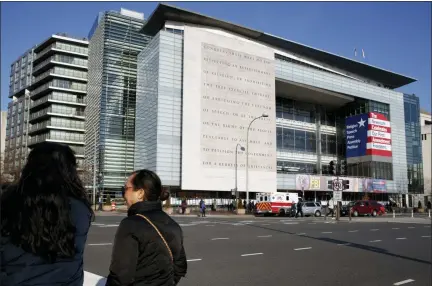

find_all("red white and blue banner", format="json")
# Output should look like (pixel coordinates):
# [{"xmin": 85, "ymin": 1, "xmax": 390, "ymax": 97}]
[
  {"xmin": 345, "ymin": 112, "xmax": 392, "ymax": 158},
  {"xmin": 366, "ymin": 112, "xmax": 392, "ymax": 157}
]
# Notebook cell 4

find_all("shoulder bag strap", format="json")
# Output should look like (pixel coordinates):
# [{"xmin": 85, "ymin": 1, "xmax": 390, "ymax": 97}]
[{"xmin": 135, "ymin": 214, "xmax": 173, "ymax": 262}]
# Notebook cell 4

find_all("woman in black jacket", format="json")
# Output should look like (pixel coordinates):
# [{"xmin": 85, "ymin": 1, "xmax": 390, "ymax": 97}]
[
  {"xmin": 1, "ymin": 142, "xmax": 93, "ymax": 285},
  {"xmin": 106, "ymin": 169, "xmax": 187, "ymax": 286}
]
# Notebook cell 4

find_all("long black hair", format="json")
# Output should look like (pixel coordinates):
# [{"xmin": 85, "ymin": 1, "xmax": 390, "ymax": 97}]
[
  {"xmin": 130, "ymin": 169, "xmax": 169, "ymax": 201},
  {"xmin": 1, "ymin": 142, "xmax": 94, "ymax": 262}
]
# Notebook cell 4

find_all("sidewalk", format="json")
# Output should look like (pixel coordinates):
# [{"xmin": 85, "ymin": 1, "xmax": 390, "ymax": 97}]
[{"xmin": 338, "ymin": 216, "xmax": 431, "ymax": 224}]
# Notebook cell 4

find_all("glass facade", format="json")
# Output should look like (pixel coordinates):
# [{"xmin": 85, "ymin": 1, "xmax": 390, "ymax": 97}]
[
  {"xmin": 135, "ymin": 28, "xmax": 183, "ymax": 186},
  {"xmin": 275, "ymin": 96, "xmax": 339, "ymax": 176},
  {"xmin": 85, "ymin": 11, "xmax": 150, "ymax": 191},
  {"xmin": 403, "ymin": 93, "xmax": 424, "ymax": 193}
]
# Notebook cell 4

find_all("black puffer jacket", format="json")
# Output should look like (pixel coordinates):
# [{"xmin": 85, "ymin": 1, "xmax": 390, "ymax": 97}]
[{"xmin": 106, "ymin": 201, "xmax": 187, "ymax": 286}]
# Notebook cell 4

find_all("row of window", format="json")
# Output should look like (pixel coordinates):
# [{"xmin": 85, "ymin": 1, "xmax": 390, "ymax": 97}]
[
  {"xmin": 275, "ymin": 97, "xmax": 338, "ymax": 126},
  {"xmin": 54, "ymin": 42, "xmax": 88, "ymax": 55},
  {"xmin": 421, "ymin": 134, "xmax": 428, "ymax": 140},
  {"xmin": 53, "ymin": 66, "xmax": 88, "ymax": 79},
  {"xmin": 276, "ymin": 127, "xmax": 339, "ymax": 155},
  {"xmin": 347, "ymin": 161, "xmax": 393, "ymax": 180},
  {"xmin": 53, "ymin": 54, "xmax": 88, "ymax": 67}
]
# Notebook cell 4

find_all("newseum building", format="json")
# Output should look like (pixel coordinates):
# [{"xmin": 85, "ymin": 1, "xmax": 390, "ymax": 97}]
[{"xmin": 133, "ymin": 4, "xmax": 421, "ymax": 203}]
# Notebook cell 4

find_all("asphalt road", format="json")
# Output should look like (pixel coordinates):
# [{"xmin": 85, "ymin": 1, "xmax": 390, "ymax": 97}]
[{"xmin": 84, "ymin": 215, "xmax": 432, "ymax": 286}]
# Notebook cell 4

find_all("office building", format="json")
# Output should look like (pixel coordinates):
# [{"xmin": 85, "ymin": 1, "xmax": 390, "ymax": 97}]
[
  {"xmin": 421, "ymin": 110, "xmax": 431, "ymax": 204},
  {"xmin": 3, "ymin": 48, "xmax": 35, "ymax": 176},
  {"xmin": 403, "ymin": 93, "xmax": 424, "ymax": 207},
  {"xmin": 132, "ymin": 4, "xmax": 423, "ymax": 202},
  {"xmin": 85, "ymin": 9, "xmax": 150, "ymax": 190},
  {"xmin": 1, "ymin": 111, "xmax": 7, "ymax": 174},
  {"xmin": 3, "ymin": 34, "xmax": 88, "ymax": 177}
]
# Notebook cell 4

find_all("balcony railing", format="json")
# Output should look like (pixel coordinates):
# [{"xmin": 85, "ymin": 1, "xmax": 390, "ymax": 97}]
[
  {"xmin": 30, "ymin": 81, "xmax": 87, "ymax": 98},
  {"xmin": 33, "ymin": 56, "xmax": 54, "ymax": 74},
  {"xmin": 29, "ymin": 133, "xmax": 85, "ymax": 146},
  {"xmin": 35, "ymin": 44, "xmax": 55, "ymax": 61},
  {"xmin": 31, "ymin": 93, "xmax": 86, "ymax": 109},
  {"xmin": 29, "ymin": 120, "xmax": 85, "ymax": 133},
  {"xmin": 30, "ymin": 107, "xmax": 85, "ymax": 121}
]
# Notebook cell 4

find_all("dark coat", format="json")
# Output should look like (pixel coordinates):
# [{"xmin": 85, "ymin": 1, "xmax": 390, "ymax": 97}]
[
  {"xmin": 0, "ymin": 198, "xmax": 92, "ymax": 286},
  {"xmin": 106, "ymin": 201, "xmax": 187, "ymax": 286}
]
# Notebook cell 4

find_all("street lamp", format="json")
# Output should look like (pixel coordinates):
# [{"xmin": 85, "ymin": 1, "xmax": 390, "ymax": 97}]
[
  {"xmin": 235, "ymin": 143, "xmax": 245, "ymax": 196},
  {"xmin": 246, "ymin": 112, "xmax": 269, "ymax": 202}
]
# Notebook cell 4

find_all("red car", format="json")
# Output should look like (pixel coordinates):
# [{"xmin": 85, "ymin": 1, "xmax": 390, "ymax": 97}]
[{"xmin": 351, "ymin": 200, "xmax": 385, "ymax": 217}]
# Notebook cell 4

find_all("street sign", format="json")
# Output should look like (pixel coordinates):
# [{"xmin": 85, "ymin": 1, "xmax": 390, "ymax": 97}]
[
  {"xmin": 332, "ymin": 179, "xmax": 343, "ymax": 191},
  {"xmin": 333, "ymin": 191, "xmax": 342, "ymax": 201}
]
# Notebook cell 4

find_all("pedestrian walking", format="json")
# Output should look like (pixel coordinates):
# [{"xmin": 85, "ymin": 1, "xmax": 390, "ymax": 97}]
[
  {"xmin": 328, "ymin": 199, "xmax": 335, "ymax": 217},
  {"xmin": 200, "ymin": 199, "xmax": 206, "ymax": 217},
  {"xmin": 181, "ymin": 199, "xmax": 187, "ymax": 215},
  {"xmin": 295, "ymin": 199, "xmax": 304, "ymax": 218},
  {"xmin": 427, "ymin": 201, "xmax": 431, "ymax": 211},
  {"xmin": 1, "ymin": 142, "xmax": 93, "ymax": 286},
  {"xmin": 98, "ymin": 194, "xmax": 103, "ymax": 211},
  {"xmin": 106, "ymin": 169, "xmax": 187, "ymax": 286}
]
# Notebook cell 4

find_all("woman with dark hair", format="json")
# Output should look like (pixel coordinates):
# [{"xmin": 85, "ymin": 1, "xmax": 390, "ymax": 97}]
[
  {"xmin": 106, "ymin": 169, "xmax": 187, "ymax": 286},
  {"xmin": 1, "ymin": 142, "xmax": 94, "ymax": 286}
]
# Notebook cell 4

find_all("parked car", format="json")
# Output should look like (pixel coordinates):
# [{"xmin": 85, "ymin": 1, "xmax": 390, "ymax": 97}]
[
  {"xmin": 301, "ymin": 201, "xmax": 323, "ymax": 217},
  {"xmin": 351, "ymin": 200, "xmax": 386, "ymax": 217}
]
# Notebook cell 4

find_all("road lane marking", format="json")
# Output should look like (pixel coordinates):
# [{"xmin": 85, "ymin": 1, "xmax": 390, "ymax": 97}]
[
  {"xmin": 99, "ymin": 224, "xmax": 119, "ymax": 227},
  {"xmin": 284, "ymin": 222, "xmax": 299, "ymax": 225},
  {"xmin": 393, "ymin": 279, "xmax": 415, "ymax": 285},
  {"xmin": 348, "ymin": 230, "xmax": 359, "ymax": 233},
  {"xmin": 322, "ymin": 232, "xmax": 332, "ymax": 234},
  {"xmin": 91, "ymin": 223, "xmax": 105, "ymax": 226},
  {"xmin": 337, "ymin": 243, "xmax": 351, "ymax": 246},
  {"xmin": 407, "ymin": 227, "xmax": 415, "ymax": 229},
  {"xmin": 187, "ymin": 259, "xmax": 202, "ymax": 262},
  {"xmin": 370, "ymin": 229, "xmax": 379, "ymax": 231},
  {"xmin": 211, "ymin": 238, "xmax": 229, "ymax": 240},
  {"xmin": 296, "ymin": 233, "xmax": 306, "ymax": 236},
  {"xmin": 257, "ymin": 235, "xmax": 272, "ymax": 238},
  {"xmin": 396, "ymin": 237, "xmax": 407, "ymax": 240},
  {"xmin": 421, "ymin": 235, "xmax": 431, "ymax": 238},
  {"xmin": 392, "ymin": 228, "xmax": 400, "ymax": 230},
  {"xmin": 241, "ymin": 253, "xmax": 263, "ymax": 257},
  {"xmin": 88, "ymin": 243, "xmax": 113, "ymax": 246},
  {"xmin": 179, "ymin": 224, "xmax": 196, "ymax": 227},
  {"xmin": 294, "ymin": 247, "xmax": 312, "ymax": 251},
  {"xmin": 369, "ymin": 240, "xmax": 382, "ymax": 243}
]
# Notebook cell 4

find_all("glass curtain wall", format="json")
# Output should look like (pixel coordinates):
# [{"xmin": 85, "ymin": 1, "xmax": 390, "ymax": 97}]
[
  {"xmin": 275, "ymin": 97, "xmax": 338, "ymax": 175},
  {"xmin": 403, "ymin": 94, "xmax": 424, "ymax": 194},
  {"xmin": 85, "ymin": 11, "xmax": 150, "ymax": 192}
]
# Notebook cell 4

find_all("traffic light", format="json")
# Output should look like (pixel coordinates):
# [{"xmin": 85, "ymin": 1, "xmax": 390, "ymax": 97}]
[
  {"xmin": 340, "ymin": 160, "xmax": 347, "ymax": 176},
  {"xmin": 342, "ymin": 179, "xmax": 350, "ymax": 190},
  {"xmin": 329, "ymin": 161, "xmax": 336, "ymax": 175}
]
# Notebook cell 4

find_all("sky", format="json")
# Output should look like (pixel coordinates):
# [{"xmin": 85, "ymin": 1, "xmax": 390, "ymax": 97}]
[{"xmin": 1, "ymin": 2, "xmax": 431, "ymax": 112}]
